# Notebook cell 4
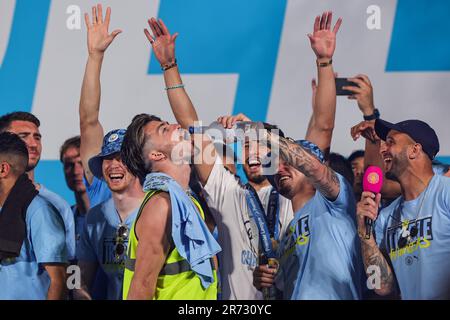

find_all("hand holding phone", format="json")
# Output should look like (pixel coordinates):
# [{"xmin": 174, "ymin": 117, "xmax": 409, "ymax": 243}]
[{"xmin": 335, "ymin": 78, "xmax": 360, "ymax": 95}]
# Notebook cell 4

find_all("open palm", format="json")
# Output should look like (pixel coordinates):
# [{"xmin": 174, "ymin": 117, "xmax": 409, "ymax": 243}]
[
  {"xmin": 85, "ymin": 4, "xmax": 121, "ymax": 57},
  {"xmin": 308, "ymin": 12, "xmax": 342, "ymax": 59},
  {"xmin": 144, "ymin": 18, "xmax": 178, "ymax": 66}
]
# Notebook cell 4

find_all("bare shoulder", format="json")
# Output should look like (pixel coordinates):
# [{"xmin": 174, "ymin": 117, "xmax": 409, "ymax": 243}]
[
  {"xmin": 141, "ymin": 192, "xmax": 171, "ymax": 219},
  {"xmin": 136, "ymin": 192, "xmax": 172, "ymax": 239}
]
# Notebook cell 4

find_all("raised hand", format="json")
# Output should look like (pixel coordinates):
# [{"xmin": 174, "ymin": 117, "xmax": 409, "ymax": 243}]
[
  {"xmin": 144, "ymin": 18, "xmax": 178, "ymax": 67},
  {"xmin": 308, "ymin": 11, "xmax": 342, "ymax": 60},
  {"xmin": 84, "ymin": 4, "xmax": 122, "ymax": 58},
  {"xmin": 344, "ymin": 74, "xmax": 375, "ymax": 116},
  {"xmin": 350, "ymin": 120, "xmax": 379, "ymax": 143}
]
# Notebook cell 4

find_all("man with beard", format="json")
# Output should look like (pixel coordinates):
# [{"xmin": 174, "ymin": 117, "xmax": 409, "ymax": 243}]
[
  {"xmin": 74, "ymin": 5, "xmax": 144, "ymax": 300},
  {"xmin": 120, "ymin": 114, "xmax": 220, "ymax": 300},
  {"xmin": 0, "ymin": 132, "xmax": 67, "ymax": 300},
  {"xmin": 0, "ymin": 112, "xmax": 76, "ymax": 262},
  {"xmin": 253, "ymin": 136, "xmax": 364, "ymax": 299},
  {"xmin": 356, "ymin": 118, "xmax": 450, "ymax": 299},
  {"xmin": 143, "ymin": 10, "xmax": 342, "ymax": 299},
  {"xmin": 217, "ymin": 113, "xmax": 294, "ymax": 248}
]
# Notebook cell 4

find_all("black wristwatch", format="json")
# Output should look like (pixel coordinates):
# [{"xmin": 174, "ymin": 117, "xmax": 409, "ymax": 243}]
[{"xmin": 363, "ymin": 108, "xmax": 380, "ymax": 121}]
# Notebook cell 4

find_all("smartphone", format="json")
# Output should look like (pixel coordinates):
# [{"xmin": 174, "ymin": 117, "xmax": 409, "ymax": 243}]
[{"xmin": 335, "ymin": 78, "xmax": 359, "ymax": 95}]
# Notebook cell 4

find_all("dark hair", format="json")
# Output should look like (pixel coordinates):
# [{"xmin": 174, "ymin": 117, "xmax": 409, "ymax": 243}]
[
  {"xmin": 348, "ymin": 150, "xmax": 365, "ymax": 163},
  {"xmin": 328, "ymin": 152, "xmax": 354, "ymax": 186},
  {"xmin": 0, "ymin": 132, "xmax": 29, "ymax": 175},
  {"xmin": 121, "ymin": 114, "xmax": 162, "ymax": 183},
  {"xmin": 0, "ymin": 112, "xmax": 41, "ymax": 133},
  {"xmin": 59, "ymin": 136, "xmax": 81, "ymax": 162},
  {"xmin": 263, "ymin": 122, "xmax": 285, "ymax": 138}
]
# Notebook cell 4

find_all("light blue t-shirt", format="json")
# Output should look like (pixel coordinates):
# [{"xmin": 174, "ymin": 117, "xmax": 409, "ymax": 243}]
[
  {"xmin": 71, "ymin": 204, "xmax": 108, "ymax": 300},
  {"xmin": 276, "ymin": 174, "xmax": 363, "ymax": 300},
  {"xmin": 0, "ymin": 195, "xmax": 67, "ymax": 300},
  {"xmin": 84, "ymin": 176, "xmax": 112, "ymax": 208},
  {"xmin": 71, "ymin": 205, "xmax": 86, "ymax": 256},
  {"xmin": 39, "ymin": 185, "xmax": 76, "ymax": 261},
  {"xmin": 77, "ymin": 197, "xmax": 138, "ymax": 300},
  {"xmin": 374, "ymin": 174, "xmax": 450, "ymax": 299}
]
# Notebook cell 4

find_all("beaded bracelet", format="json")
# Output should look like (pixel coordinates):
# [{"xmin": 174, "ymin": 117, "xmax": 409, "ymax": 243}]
[
  {"xmin": 161, "ymin": 59, "xmax": 177, "ymax": 71},
  {"xmin": 165, "ymin": 84, "xmax": 185, "ymax": 91}
]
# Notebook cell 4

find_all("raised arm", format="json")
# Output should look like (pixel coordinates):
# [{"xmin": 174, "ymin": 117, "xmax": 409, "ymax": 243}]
[
  {"xmin": 347, "ymin": 74, "xmax": 401, "ymax": 199},
  {"xmin": 344, "ymin": 74, "xmax": 377, "ymax": 119},
  {"xmin": 144, "ymin": 18, "xmax": 198, "ymax": 128},
  {"xmin": 144, "ymin": 18, "xmax": 214, "ymax": 185},
  {"xmin": 305, "ymin": 78, "xmax": 318, "ymax": 136},
  {"xmin": 79, "ymin": 4, "xmax": 121, "ymax": 184},
  {"xmin": 270, "ymin": 133, "xmax": 340, "ymax": 200},
  {"xmin": 305, "ymin": 12, "xmax": 342, "ymax": 158}
]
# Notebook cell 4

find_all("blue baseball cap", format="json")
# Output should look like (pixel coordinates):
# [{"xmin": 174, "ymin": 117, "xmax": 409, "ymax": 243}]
[
  {"xmin": 88, "ymin": 129, "xmax": 126, "ymax": 179},
  {"xmin": 375, "ymin": 119, "xmax": 440, "ymax": 160},
  {"xmin": 266, "ymin": 139, "xmax": 324, "ymax": 187}
]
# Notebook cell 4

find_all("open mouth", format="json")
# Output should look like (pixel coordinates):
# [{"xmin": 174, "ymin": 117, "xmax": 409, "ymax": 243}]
[
  {"xmin": 382, "ymin": 156, "xmax": 393, "ymax": 171},
  {"xmin": 276, "ymin": 175, "xmax": 291, "ymax": 186},
  {"xmin": 108, "ymin": 173, "xmax": 124, "ymax": 182},
  {"xmin": 247, "ymin": 158, "xmax": 261, "ymax": 172},
  {"xmin": 383, "ymin": 156, "xmax": 392, "ymax": 165}
]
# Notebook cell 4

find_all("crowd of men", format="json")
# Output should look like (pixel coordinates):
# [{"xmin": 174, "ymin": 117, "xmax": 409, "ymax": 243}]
[{"xmin": 0, "ymin": 5, "xmax": 449, "ymax": 300}]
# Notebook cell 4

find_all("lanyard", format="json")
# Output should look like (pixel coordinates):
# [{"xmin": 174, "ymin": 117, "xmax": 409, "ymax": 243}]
[
  {"xmin": 267, "ymin": 187, "xmax": 280, "ymax": 240},
  {"xmin": 244, "ymin": 184, "xmax": 280, "ymax": 259}
]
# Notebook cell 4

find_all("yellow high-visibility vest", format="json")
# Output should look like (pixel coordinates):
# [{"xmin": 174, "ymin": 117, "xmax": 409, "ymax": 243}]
[{"xmin": 122, "ymin": 190, "xmax": 218, "ymax": 300}]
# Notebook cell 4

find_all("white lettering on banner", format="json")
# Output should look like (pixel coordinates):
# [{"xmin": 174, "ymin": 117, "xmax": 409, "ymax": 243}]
[
  {"xmin": 366, "ymin": 5, "xmax": 382, "ymax": 30},
  {"xmin": 33, "ymin": 0, "xmax": 237, "ymax": 159},
  {"xmin": 0, "ymin": 0, "xmax": 441, "ymax": 160},
  {"xmin": 66, "ymin": 5, "xmax": 81, "ymax": 30}
]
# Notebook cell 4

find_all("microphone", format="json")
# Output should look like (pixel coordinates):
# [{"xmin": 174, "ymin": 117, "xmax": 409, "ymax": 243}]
[{"xmin": 362, "ymin": 166, "xmax": 383, "ymax": 239}]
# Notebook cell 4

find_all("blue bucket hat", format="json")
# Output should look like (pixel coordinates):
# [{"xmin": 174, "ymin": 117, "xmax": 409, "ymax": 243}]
[
  {"xmin": 266, "ymin": 139, "xmax": 324, "ymax": 188},
  {"xmin": 88, "ymin": 129, "xmax": 126, "ymax": 179}
]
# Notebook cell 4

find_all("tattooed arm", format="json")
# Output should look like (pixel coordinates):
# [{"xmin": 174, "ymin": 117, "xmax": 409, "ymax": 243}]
[
  {"xmin": 271, "ymin": 134, "xmax": 340, "ymax": 200},
  {"xmin": 356, "ymin": 191, "xmax": 396, "ymax": 296},
  {"xmin": 360, "ymin": 239, "xmax": 396, "ymax": 296}
]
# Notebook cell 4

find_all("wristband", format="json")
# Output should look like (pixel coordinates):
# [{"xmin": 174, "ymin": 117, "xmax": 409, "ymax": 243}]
[
  {"xmin": 165, "ymin": 84, "xmax": 185, "ymax": 91},
  {"xmin": 317, "ymin": 59, "xmax": 332, "ymax": 67},
  {"xmin": 363, "ymin": 108, "xmax": 380, "ymax": 121},
  {"xmin": 161, "ymin": 59, "xmax": 177, "ymax": 71}
]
